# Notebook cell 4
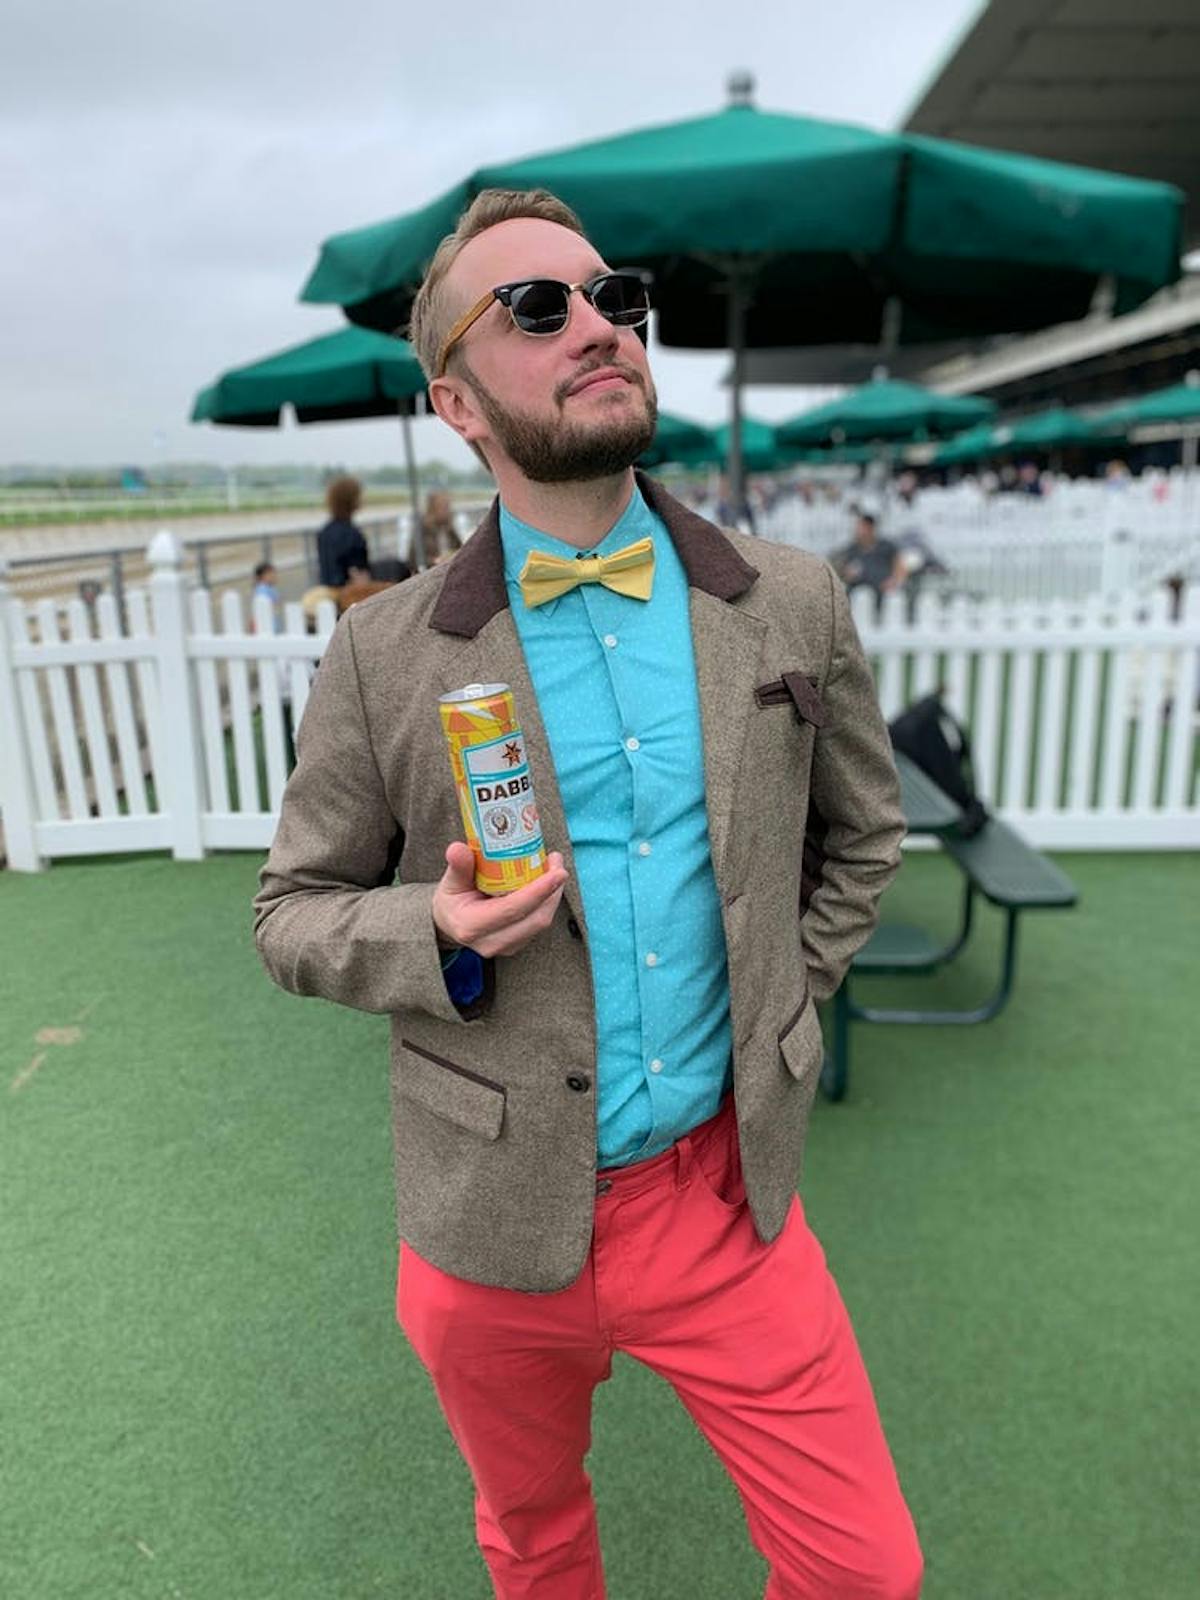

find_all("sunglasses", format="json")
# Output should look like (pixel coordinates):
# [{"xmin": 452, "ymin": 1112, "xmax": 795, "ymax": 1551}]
[{"xmin": 436, "ymin": 270, "xmax": 652, "ymax": 377}]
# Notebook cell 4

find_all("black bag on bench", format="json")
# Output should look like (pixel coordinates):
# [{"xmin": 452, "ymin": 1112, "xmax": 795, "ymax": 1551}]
[{"xmin": 888, "ymin": 693, "xmax": 989, "ymax": 838}]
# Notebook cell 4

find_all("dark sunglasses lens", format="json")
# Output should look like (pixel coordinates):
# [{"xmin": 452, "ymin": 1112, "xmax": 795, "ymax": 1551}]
[
  {"xmin": 508, "ymin": 280, "xmax": 571, "ymax": 334},
  {"xmin": 590, "ymin": 273, "xmax": 650, "ymax": 326}
]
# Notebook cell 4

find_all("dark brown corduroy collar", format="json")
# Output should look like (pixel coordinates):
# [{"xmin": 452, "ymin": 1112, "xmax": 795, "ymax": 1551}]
[{"xmin": 428, "ymin": 470, "xmax": 759, "ymax": 639}]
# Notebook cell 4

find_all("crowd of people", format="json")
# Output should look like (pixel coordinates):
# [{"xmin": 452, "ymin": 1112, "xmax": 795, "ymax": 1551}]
[
  {"xmin": 250, "ymin": 475, "xmax": 474, "ymax": 629},
  {"xmin": 253, "ymin": 449, "xmax": 1157, "ymax": 627}
]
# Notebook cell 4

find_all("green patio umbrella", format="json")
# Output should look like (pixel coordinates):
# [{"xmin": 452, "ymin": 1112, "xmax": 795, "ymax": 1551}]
[
  {"xmin": 777, "ymin": 377, "xmax": 994, "ymax": 448},
  {"xmin": 931, "ymin": 422, "xmax": 1006, "ymax": 467},
  {"xmin": 934, "ymin": 407, "xmax": 1125, "ymax": 466},
  {"xmin": 713, "ymin": 417, "xmax": 797, "ymax": 474},
  {"xmin": 299, "ymin": 76, "xmax": 1182, "ymax": 503},
  {"xmin": 1094, "ymin": 375, "xmax": 1200, "ymax": 428},
  {"xmin": 191, "ymin": 326, "xmax": 429, "ymax": 543},
  {"xmin": 637, "ymin": 411, "xmax": 717, "ymax": 468},
  {"xmin": 791, "ymin": 443, "xmax": 879, "ymax": 466},
  {"xmin": 1094, "ymin": 374, "xmax": 1200, "ymax": 469},
  {"xmin": 671, "ymin": 416, "xmax": 796, "ymax": 475}
]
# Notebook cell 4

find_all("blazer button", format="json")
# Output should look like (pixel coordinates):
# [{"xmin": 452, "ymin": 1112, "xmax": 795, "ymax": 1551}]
[
  {"xmin": 566, "ymin": 1074, "xmax": 591, "ymax": 1093},
  {"xmin": 567, "ymin": 916, "xmax": 583, "ymax": 940}
]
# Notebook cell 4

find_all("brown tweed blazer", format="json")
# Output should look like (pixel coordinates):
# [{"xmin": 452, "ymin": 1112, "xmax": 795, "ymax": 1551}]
[{"xmin": 253, "ymin": 473, "xmax": 904, "ymax": 1292}]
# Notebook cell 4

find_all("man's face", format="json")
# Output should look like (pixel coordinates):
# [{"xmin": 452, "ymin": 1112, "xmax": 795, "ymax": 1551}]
[
  {"xmin": 432, "ymin": 218, "xmax": 657, "ymax": 484},
  {"xmin": 855, "ymin": 517, "xmax": 877, "ymax": 547}
]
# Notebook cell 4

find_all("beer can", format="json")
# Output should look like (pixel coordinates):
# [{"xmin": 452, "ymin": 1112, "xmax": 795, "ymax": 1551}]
[{"xmin": 438, "ymin": 683, "xmax": 548, "ymax": 895}]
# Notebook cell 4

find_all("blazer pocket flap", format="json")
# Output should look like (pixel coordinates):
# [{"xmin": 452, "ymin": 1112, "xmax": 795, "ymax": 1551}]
[
  {"xmin": 782, "ymin": 672, "xmax": 828, "ymax": 729},
  {"xmin": 754, "ymin": 674, "xmax": 828, "ymax": 729},
  {"xmin": 778, "ymin": 996, "xmax": 824, "ymax": 1083},
  {"xmin": 399, "ymin": 1040, "xmax": 505, "ymax": 1140}
]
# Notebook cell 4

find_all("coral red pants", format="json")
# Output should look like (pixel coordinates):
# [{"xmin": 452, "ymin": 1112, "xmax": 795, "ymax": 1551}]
[{"xmin": 397, "ymin": 1094, "xmax": 923, "ymax": 1599}]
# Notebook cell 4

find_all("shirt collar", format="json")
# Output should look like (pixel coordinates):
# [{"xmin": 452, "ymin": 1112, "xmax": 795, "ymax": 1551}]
[{"xmin": 429, "ymin": 471, "xmax": 759, "ymax": 639}]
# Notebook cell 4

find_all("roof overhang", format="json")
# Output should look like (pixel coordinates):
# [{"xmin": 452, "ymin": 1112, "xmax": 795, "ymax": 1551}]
[
  {"xmin": 903, "ymin": 0, "xmax": 1200, "ymax": 248},
  {"xmin": 921, "ymin": 275, "xmax": 1200, "ymax": 405}
]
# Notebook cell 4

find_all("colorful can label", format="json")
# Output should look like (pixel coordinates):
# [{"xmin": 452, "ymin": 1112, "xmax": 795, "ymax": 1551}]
[{"xmin": 438, "ymin": 683, "xmax": 548, "ymax": 895}]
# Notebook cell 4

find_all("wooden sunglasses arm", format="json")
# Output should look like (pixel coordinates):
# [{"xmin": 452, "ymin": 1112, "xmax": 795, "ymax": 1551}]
[{"xmin": 435, "ymin": 290, "xmax": 498, "ymax": 377}]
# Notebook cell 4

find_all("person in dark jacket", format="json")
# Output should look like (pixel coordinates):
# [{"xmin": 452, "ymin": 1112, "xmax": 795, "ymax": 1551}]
[{"xmin": 317, "ymin": 475, "xmax": 370, "ymax": 587}]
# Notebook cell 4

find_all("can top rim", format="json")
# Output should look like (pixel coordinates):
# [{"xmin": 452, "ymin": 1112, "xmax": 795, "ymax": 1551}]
[{"xmin": 439, "ymin": 682, "xmax": 510, "ymax": 704}]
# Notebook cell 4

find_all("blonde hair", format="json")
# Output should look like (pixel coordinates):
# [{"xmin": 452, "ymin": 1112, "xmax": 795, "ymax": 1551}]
[{"xmin": 408, "ymin": 188, "xmax": 587, "ymax": 380}]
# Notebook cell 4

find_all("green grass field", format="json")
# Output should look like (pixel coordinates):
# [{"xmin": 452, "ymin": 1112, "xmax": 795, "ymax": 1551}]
[{"xmin": 2, "ymin": 850, "xmax": 1197, "ymax": 1599}]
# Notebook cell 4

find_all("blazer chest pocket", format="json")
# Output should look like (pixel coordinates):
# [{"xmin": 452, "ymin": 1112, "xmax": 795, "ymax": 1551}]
[
  {"xmin": 755, "ymin": 672, "xmax": 828, "ymax": 729},
  {"xmin": 399, "ymin": 1039, "xmax": 506, "ymax": 1141}
]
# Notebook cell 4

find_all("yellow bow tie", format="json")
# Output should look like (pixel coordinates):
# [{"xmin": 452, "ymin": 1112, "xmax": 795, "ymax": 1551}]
[{"xmin": 518, "ymin": 537, "xmax": 655, "ymax": 609}]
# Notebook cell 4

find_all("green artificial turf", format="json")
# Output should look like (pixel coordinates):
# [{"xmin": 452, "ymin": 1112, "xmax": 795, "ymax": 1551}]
[{"xmin": 2, "ymin": 850, "xmax": 1197, "ymax": 1599}]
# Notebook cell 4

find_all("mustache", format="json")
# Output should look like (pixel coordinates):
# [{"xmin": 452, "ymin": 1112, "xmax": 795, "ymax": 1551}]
[{"xmin": 556, "ymin": 359, "xmax": 646, "ymax": 405}]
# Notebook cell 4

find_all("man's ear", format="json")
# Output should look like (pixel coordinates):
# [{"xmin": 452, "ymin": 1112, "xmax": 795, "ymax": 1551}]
[{"xmin": 430, "ymin": 375, "xmax": 488, "ymax": 449}]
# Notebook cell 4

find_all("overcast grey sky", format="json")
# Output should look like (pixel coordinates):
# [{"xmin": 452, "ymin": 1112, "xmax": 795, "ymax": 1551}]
[{"xmin": 1, "ymin": 0, "xmax": 983, "ymax": 470}]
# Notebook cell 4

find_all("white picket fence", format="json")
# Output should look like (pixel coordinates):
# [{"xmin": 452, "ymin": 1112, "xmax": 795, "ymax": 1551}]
[
  {"xmin": 0, "ymin": 532, "xmax": 336, "ymax": 872},
  {"xmin": 849, "ymin": 585, "xmax": 1199, "ymax": 848},
  {"xmin": 2, "ymin": 532, "xmax": 1199, "ymax": 872},
  {"xmin": 761, "ymin": 473, "xmax": 1199, "ymax": 603}
]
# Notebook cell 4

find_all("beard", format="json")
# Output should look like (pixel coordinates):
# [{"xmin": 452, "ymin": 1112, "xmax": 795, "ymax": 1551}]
[{"xmin": 460, "ymin": 358, "xmax": 658, "ymax": 484}]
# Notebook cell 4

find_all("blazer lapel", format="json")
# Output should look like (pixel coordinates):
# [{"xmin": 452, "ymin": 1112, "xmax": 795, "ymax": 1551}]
[{"xmin": 690, "ymin": 590, "xmax": 768, "ymax": 896}]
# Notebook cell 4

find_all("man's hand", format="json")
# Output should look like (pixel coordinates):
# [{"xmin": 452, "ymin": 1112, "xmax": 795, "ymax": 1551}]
[{"xmin": 432, "ymin": 841, "xmax": 570, "ymax": 959}]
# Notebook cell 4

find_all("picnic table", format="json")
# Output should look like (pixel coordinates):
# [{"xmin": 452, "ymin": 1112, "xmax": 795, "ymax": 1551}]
[{"xmin": 818, "ymin": 752, "xmax": 1078, "ymax": 1102}]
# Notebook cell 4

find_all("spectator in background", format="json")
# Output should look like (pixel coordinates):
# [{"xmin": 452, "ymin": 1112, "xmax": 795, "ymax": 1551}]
[
  {"xmin": 832, "ymin": 511, "xmax": 906, "ymax": 602},
  {"xmin": 894, "ymin": 469, "xmax": 919, "ymax": 508},
  {"xmin": 713, "ymin": 471, "xmax": 756, "ymax": 534},
  {"xmin": 252, "ymin": 560, "xmax": 280, "ymax": 607},
  {"xmin": 250, "ymin": 561, "xmax": 282, "ymax": 634},
  {"xmin": 415, "ymin": 489, "xmax": 463, "ymax": 568},
  {"xmin": 317, "ymin": 475, "xmax": 371, "ymax": 587}
]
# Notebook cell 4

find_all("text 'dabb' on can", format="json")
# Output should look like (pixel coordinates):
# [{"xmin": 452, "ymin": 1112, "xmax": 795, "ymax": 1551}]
[{"xmin": 438, "ymin": 683, "xmax": 548, "ymax": 895}]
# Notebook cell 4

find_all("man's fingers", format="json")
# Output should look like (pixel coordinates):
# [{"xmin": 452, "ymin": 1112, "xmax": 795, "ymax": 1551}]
[
  {"xmin": 434, "ymin": 844, "xmax": 569, "ymax": 953},
  {"xmin": 441, "ymin": 840, "xmax": 479, "ymax": 890},
  {"xmin": 461, "ymin": 858, "xmax": 567, "ymax": 935},
  {"xmin": 472, "ymin": 881, "xmax": 568, "ymax": 957}
]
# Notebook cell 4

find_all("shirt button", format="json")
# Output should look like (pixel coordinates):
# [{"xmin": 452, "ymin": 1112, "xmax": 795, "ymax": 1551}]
[
  {"xmin": 637, "ymin": 841, "xmax": 652, "ymax": 857},
  {"xmin": 625, "ymin": 736, "xmax": 640, "ymax": 752},
  {"xmin": 649, "ymin": 1058, "xmax": 664, "ymax": 1074},
  {"xmin": 603, "ymin": 633, "xmax": 618, "ymax": 648},
  {"xmin": 645, "ymin": 952, "xmax": 658, "ymax": 968}
]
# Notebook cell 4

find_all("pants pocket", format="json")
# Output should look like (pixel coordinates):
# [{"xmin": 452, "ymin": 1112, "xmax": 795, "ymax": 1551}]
[{"xmin": 695, "ymin": 1133, "xmax": 748, "ymax": 1213}]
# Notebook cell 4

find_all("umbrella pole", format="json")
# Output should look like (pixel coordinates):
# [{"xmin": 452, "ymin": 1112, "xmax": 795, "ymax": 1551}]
[
  {"xmin": 727, "ymin": 271, "xmax": 749, "ymax": 526},
  {"xmin": 399, "ymin": 404, "xmax": 424, "ymax": 568}
]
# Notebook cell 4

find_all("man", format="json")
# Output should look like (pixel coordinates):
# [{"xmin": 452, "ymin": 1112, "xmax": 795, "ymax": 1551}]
[
  {"xmin": 832, "ymin": 510, "xmax": 906, "ymax": 602},
  {"xmin": 254, "ymin": 189, "xmax": 922, "ymax": 1600}
]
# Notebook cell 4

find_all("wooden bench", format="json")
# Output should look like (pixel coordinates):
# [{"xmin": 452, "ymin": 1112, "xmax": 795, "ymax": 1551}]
[{"xmin": 819, "ymin": 815, "xmax": 1078, "ymax": 1102}]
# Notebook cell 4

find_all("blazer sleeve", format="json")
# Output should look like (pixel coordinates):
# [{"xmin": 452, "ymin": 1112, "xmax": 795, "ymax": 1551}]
[
  {"xmin": 252, "ymin": 610, "xmax": 480, "ymax": 1022},
  {"xmin": 800, "ymin": 566, "xmax": 906, "ymax": 1004}
]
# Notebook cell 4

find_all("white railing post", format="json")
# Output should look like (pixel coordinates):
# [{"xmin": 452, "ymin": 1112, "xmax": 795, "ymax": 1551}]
[
  {"xmin": 0, "ymin": 563, "xmax": 45, "ymax": 871},
  {"xmin": 397, "ymin": 510, "xmax": 414, "ymax": 567},
  {"xmin": 148, "ymin": 531, "xmax": 205, "ymax": 861}
]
